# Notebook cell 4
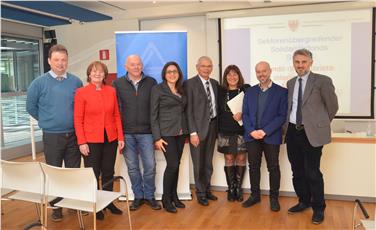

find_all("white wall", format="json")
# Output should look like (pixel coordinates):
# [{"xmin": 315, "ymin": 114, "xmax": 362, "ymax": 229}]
[
  {"xmin": 52, "ymin": 19, "xmax": 139, "ymax": 81},
  {"xmin": 140, "ymin": 16, "xmax": 219, "ymax": 81}
]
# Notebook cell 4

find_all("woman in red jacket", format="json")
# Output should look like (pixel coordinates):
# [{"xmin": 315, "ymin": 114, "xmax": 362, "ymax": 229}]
[{"xmin": 74, "ymin": 61, "xmax": 124, "ymax": 220}]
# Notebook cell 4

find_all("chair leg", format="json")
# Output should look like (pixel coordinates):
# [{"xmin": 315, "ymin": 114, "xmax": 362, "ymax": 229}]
[
  {"xmin": 21, "ymin": 203, "xmax": 43, "ymax": 230},
  {"xmin": 77, "ymin": 210, "xmax": 85, "ymax": 230},
  {"xmin": 93, "ymin": 206, "xmax": 96, "ymax": 230},
  {"xmin": 124, "ymin": 180, "xmax": 133, "ymax": 230}
]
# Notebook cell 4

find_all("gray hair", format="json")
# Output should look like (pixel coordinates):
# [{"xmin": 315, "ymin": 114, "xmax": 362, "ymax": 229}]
[{"xmin": 293, "ymin": 49, "xmax": 313, "ymax": 59}]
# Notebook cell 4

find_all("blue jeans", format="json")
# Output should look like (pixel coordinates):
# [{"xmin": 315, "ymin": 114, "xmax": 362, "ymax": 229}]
[{"xmin": 123, "ymin": 134, "xmax": 156, "ymax": 200}]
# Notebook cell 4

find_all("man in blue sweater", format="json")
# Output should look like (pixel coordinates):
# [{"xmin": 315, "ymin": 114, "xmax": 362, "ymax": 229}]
[
  {"xmin": 242, "ymin": 61, "xmax": 287, "ymax": 211},
  {"xmin": 26, "ymin": 44, "xmax": 83, "ymax": 221}
]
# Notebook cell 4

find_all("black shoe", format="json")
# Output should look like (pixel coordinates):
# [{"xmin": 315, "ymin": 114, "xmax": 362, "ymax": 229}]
[
  {"xmin": 145, "ymin": 198, "xmax": 162, "ymax": 210},
  {"xmin": 96, "ymin": 211, "xmax": 104, "ymax": 220},
  {"xmin": 206, "ymin": 192, "xmax": 218, "ymax": 201},
  {"xmin": 270, "ymin": 198, "xmax": 280, "ymax": 212},
  {"xmin": 162, "ymin": 199, "xmax": 177, "ymax": 213},
  {"xmin": 106, "ymin": 202, "xmax": 123, "ymax": 215},
  {"xmin": 288, "ymin": 202, "xmax": 310, "ymax": 214},
  {"xmin": 197, "ymin": 196, "xmax": 209, "ymax": 206},
  {"xmin": 129, "ymin": 198, "xmax": 144, "ymax": 211},
  {"xmin": 172, "ymin": 197, "xmax": 186, "ymax": 208},
  {"xmin": 312, "ymin": 210, "xmax": 324, "ymax": 224},
  {"xmin": 242, "ymin": 196, "xmax": 260, "ymax": 208},
  {"xmin": 51, "ymin": 208, "xmax": 63, "ymax": 222}
]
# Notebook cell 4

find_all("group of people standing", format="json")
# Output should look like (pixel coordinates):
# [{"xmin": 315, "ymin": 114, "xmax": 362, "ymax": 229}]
[{"xmin": 27, "ymin": 44, "xmax": 338, "ymax": 225}]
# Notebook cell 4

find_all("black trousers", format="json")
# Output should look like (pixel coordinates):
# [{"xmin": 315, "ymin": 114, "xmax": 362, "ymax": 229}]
[
  {"xmin": 286, "ymin": 124, "xmax": 325, "ymax": 211},
  {"xmin": 83, "ymin": 133, "xmax": 118, "ymax": 191},
  {"xmin": 162, "ymin": 135, "xmax": 186, "ymax": 198},
  {"xmin": 190, "ymin": 119, "xmax": 217, "ymax": 197},
  {"xmin": 43, "ymin": 132, "xmax": 81, "ymax": 206},
  {"xmin": 43, "ymin": 132, "xmax": 81, "ymax": 168},
  {"xmin": 246, "ymin": 140, "xmax": 280, "ymax": 198}
]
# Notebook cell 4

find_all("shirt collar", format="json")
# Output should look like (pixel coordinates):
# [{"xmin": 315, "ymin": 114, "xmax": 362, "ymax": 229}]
[
  {"xmin": 49, "ymin": 70, "xmax": 67, "ymax": 79},
  {"xmin": 198, "ymin": 75, "xmax": 211, "ymax": 84},
  {"xmin": 126, "ymin": 72, "xmax": 144, "ymax": 84},
  {"xmin": 258, "ymin": 80, "xmax": 273, "ymax": 92},
  {"xmin": 298, "ymin": 71, "xmax": 310, "ymax": 81}
]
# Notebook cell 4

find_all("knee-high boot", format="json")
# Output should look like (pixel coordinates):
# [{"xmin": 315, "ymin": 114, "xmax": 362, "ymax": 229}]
[
  {"xmin": 235, "ymin": 165, "xmax": 246, "ymax": 202},
  {"xmin": 224, "ymin": 166, "xmax": 236, "ymax": 201}
]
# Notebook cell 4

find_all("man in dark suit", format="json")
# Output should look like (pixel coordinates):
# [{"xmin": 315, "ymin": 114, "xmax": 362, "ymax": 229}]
[
  {"xmin": 185, "ymin": 56, "xmax": 219, "ymax": 206},
  {"xmin": 286, "ymin": 49, "xmax": 338, "ymax": 224},
  {"xmin": 242, "ymin": 61, "xmax": 287, "ymax": 212}
]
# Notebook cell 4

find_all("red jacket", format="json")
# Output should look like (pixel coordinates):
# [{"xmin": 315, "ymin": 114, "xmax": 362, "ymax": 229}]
[{"xmin": 74, "ymin": 83, "xmax": 124, "ymax": 145}]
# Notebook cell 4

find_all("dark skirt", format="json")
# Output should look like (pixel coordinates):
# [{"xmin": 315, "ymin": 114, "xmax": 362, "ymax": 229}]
[{"xmin": 217, "ymin": 133, "xmax": 247, "ymax": 154}]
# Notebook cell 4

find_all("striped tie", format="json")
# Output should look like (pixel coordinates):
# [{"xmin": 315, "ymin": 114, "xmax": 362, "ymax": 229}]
[
  {"xmin": 56, "ymin": 76, "xmax": 63, "ymax": 81},
  {"xmin": 205, "ymin": 81, "xmax": 214, "ymax": 119}
]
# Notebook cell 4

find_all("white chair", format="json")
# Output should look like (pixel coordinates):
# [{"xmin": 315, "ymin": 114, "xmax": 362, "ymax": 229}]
[
  {"xmin": 0, "ymin": 160, "xmax": 54, "ymax": 229},
  {"xmin": 40, "ymin": 162, "xmax": 132, "ymax": 230}
]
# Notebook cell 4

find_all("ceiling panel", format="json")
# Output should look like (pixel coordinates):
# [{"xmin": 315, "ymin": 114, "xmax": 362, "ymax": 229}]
[
  {"xmin": 1, "ymin": 5, "xmax": 71, "ymax": 26},
  {"xmin": 1, "ymin": 1, "xmax": 113, "ymax": 27}
]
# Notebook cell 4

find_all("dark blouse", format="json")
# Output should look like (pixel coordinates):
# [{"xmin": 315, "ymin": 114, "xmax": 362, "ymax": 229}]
[{"xmin": 218, "ymin": 84, "xmax": 250, "ymax": 135}]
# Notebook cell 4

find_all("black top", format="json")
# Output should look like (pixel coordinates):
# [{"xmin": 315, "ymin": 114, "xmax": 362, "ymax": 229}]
[
  {"xmin": 113, "ymin": 73, "xmax": 157, "ymax": 134},
  {"xmin": 218, "ymin": 84, "xmax": 250, "ymax": 135},
  {"xmin": 256, "ymin": 89, "xmax": 270, "ymax": 129}
]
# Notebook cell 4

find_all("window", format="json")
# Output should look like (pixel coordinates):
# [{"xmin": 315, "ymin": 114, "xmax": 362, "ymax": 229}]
[{"xmin": 1, "ymin": 36, "xmax": 42, "ymax": 149}]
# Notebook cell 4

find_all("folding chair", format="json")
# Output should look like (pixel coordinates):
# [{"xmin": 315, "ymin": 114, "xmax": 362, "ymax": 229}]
[
  {"xmin": 352, "ymin": 199, "xmax": 376, "ymax": 230},
  {"xmin": 40, "ymin": 162, "xmax": 132, "ymax": 230},
  {"xmin": 0, "ymin": 160, "xmax": 55, "ymax": 230}
]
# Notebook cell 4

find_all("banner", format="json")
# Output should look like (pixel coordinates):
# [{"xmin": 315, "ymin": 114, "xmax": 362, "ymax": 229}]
[
  {"xmin": 115, "ymin": 31, "xmax": 187, "ymax": 82},
  {"xmin": 114, "ymin": 31, "xmax": 191, "ymax": 200}
]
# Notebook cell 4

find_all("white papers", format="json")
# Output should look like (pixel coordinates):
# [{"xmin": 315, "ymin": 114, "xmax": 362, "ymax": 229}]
[{"xmin": 226, "ymin": 91, "xmax": 244, "ymax": 126}]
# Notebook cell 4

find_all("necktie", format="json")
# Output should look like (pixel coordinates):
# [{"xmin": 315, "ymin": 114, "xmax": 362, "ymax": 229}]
[
  {"xmin": 205, "ymin": 81, "xmax": 214, "ymax": 119},
  {"xmin": 296, "ymin": 78, "xmax": 303, "ymax": 126},
  {"xmin": 56, "ymin": 76, "xmax": 63, "ymax": 81}
]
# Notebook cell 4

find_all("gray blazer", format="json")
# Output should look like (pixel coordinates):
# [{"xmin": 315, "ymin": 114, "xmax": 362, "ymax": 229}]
[
  {"xmin": 150, "ymin": 82, "xmax": 188, "ymax": 141},
  {"xmin": 185, "ymin": 75, "xmax": 219, "ymax": 141},
  {"xmin": 286, "ymin": 72, "xmax": 338, "ymax": 147}
]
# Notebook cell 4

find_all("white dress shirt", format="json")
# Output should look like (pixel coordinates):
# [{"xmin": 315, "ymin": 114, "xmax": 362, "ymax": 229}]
[
  {"xmin": 49, "ymin": 70, "xmax": 67, "ymax": 79},
  {"xmin": 198, "ymin": 75, "xmax": 217, "ymax": 118},
  {"xmin": 289, "ymin": 72, "xmax": 309, "ymax": 124}
]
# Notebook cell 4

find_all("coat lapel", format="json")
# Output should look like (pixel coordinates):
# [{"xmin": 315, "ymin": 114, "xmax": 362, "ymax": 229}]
[
  {"xmin": 161, "ymin": 82, "xmax": 182, "ymax": 102},
  {"xmin": 288, "ymin": 77, "xmax": 296, "ymax": 109},
  {"xmin": 194, "ymin": 75, "xmax": 207, "ymax": 98},
  {"xmin": 302, "ymin": 73, "xmax": 315, "ymax": 105}
]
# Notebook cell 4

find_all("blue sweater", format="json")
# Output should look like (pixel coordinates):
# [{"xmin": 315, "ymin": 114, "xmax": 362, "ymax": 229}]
[
  {"xmin": 242, "ymin": 83, "xmax": 288, "ymax": 144},
  {"xmin": 26, "ymin": 72, "xmax": 83, "ymax": 133}
]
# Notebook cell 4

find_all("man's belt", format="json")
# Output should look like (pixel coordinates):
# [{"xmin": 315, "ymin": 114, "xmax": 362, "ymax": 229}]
[{"xmin": 289, "ymin": 122, "xmax": 304, "ymax": 131}]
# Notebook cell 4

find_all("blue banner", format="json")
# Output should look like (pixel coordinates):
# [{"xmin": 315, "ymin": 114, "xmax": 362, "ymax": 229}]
[{"xmin": 115, "ymin": 31, "xmax": 187, "ymax": 82}]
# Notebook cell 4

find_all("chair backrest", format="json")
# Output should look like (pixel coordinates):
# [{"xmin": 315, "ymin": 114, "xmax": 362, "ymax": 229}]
[
  {"xmin": 0, "ymin": 160, "xmax": 43, "ymax": 194},
  {"xmin": 40, "ymin": 163, "xmax": 97, "ymax": 202}
]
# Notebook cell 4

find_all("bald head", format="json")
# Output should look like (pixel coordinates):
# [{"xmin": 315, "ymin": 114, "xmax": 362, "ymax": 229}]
[
  {"xmin": 125, "ymin": 54, "xmax": 143, "ymax": 80},
  {"xmin": 255, "ymin": 61, "xmax": 272, "ymax": 87},
  {"xmin": 255, "ymin": 61, "xmax": 271, "ymax": 71}
]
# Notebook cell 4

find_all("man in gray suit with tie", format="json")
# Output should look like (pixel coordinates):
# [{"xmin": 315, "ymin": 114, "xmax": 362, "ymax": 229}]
[
  {"xmin": 185, "ymin": 56, "xmax": 219, "ymax": 206},
  {"xmin": 285, "ymin": 49, "xmax": 338, "ymax": 224}
]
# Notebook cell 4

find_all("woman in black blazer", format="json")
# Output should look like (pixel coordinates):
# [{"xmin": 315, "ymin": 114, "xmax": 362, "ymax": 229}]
[{"xmin": 150, "ymin": 61, "xmax": 188, "ymax": 213}]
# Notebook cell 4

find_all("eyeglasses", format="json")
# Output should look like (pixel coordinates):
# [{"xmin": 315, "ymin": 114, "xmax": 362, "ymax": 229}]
[{"xmin": 166, "ymin": 70, "xmax": 178, "ymax": 75}]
